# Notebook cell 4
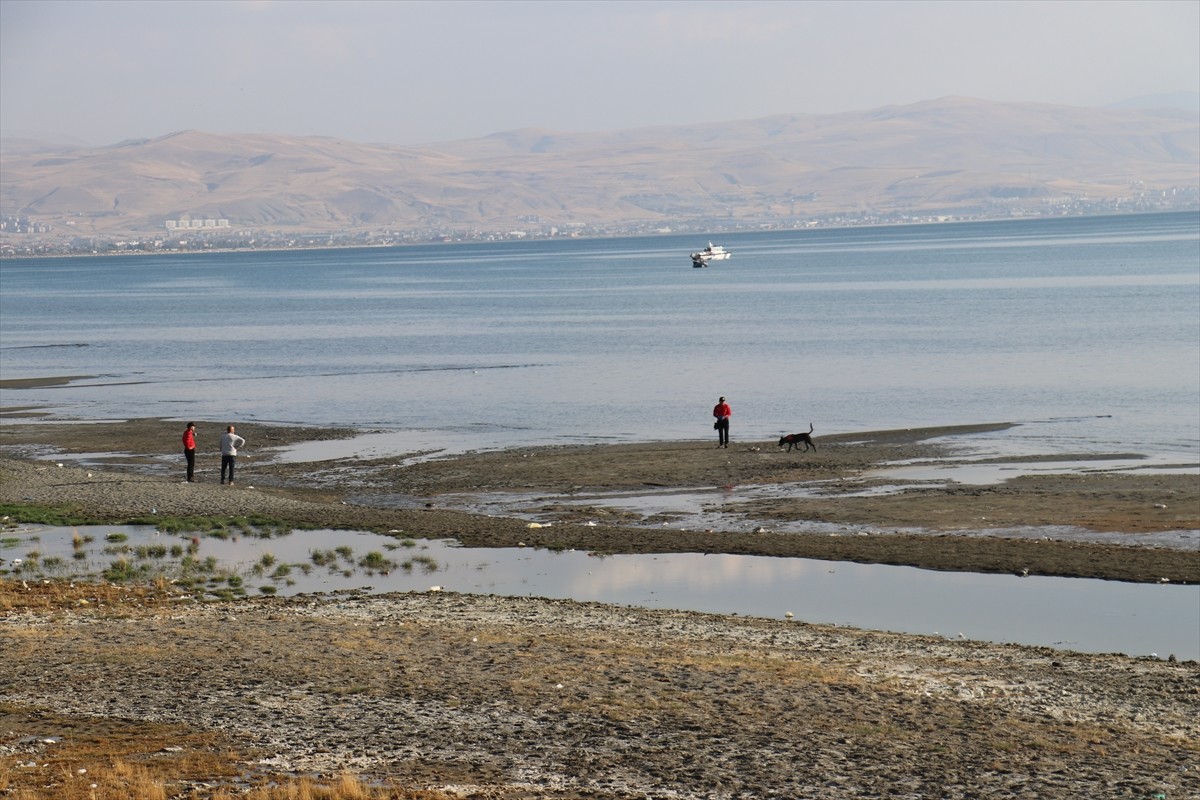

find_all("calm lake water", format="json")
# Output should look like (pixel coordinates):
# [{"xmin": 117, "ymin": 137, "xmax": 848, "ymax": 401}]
[
  {"xmin": 2, "ymin": 214, "xmax": 1197, "ymax": 654},
  {"xmin": 2, "ymin": 212, "xmax": 1198, "ymax": 462},
  {"xmin": 5, "ymin": 524, "xmax": 1198, "ymax": 660}
]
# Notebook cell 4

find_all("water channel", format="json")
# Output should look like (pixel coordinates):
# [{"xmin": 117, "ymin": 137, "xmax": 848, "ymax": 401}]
[{"xmin": 4, "ymin": 524, "xmax": 1196, "ymax": 661}]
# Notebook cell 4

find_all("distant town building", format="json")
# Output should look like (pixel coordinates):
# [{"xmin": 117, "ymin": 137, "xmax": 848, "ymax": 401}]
[
  {"xmin": 0, "ymin": 215, "xmax": 52, "ymax": 233},
  {"xmin": 165, "ymin": 218, "xmax": 231, "ymax": 231}
]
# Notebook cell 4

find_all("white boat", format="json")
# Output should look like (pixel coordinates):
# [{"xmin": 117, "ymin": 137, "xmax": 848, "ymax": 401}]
[{"xmin": 691, "ymin": 242, "xmax": 731, "ymax": 267}]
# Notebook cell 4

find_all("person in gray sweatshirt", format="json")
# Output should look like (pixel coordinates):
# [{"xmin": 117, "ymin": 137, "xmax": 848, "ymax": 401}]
[{"xmin": 219, "ymin": 425, "xmax": 246, "ymax": 485}]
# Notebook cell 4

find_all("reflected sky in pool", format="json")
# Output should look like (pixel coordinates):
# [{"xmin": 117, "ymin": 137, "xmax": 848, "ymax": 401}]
[{"xmin": 5, "ymin": 524, "xmax": 1196, "ymax": 660}]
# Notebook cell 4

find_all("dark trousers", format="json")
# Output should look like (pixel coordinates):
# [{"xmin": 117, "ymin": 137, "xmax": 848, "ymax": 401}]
[
  {"xmin": 221, "ymin": 454, "xmax": 236, "ymax": 483},
  {"xmin": 715, "ymin": 418, "xmax": 729, "ymax": 446},
  {"xmin": 184, "ymin": 448, "xmax": 195, "ymax": 481}
]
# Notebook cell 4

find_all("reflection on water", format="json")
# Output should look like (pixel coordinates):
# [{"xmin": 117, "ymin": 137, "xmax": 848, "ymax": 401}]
[
  {"xmin": 871, "ymin": 455, "xmax": 1200, "ymax": 485},
  {"xmin": 3, "ymin": 524, "xmax": 1196, "ymax": 660}
]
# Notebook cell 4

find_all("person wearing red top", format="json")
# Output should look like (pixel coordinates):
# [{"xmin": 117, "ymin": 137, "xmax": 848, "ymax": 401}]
[
  {"xmin": 712, "ymin": 396, "xmax": 732, "ymax": 448},
  {"xmin": 182, "ymin": 422, "xmax": 197, "ymax": 482}
]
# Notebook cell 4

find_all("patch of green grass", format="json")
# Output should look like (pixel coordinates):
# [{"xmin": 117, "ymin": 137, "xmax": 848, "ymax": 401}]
[
  {"xmin": 401, "ymin": 555, "xmax": 440, "ymax": 574},
  {"xmin": 123, "ymin": 513, "xmax": 296, "ymax": 538},
  {"xmin": 0, "ymin": 503, "xmax": 94, "ymax": 526},
  {"xmin": 174, "ymin": 576, "xmax": 204, "ymax": 592},
  {"xmin": 310, "ymin": 548, "xmax": 337, "ymax": 567},
  {"xmin": 180, "ymin": 554, "xmax": 219, "ymax": 579},
  {"xmin": 358, "ymin": 551, "xmax": 397, "ymax": 572},
  {"xmin": 1, "ymin": 503, "xmax": 337, "ymax": 544},
  {"xmin": 103, "ymin": 557, "xmax": 151, "ymax": 583}
]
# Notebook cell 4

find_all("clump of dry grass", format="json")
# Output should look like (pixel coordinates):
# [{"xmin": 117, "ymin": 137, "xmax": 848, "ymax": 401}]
[
  {"xmin": 0, "ymin": 577, "xmax": 179, "ymax": 612},
  {"xmin": 0, "ymin": 704, "xmax": 238, "ymax": 799},
  {"xmin": 4, "ymin": 766, "xmax": 459, "ymax": 799},
  {"xmin": 231, "ymin": 774, "xmax": 459, "ymax": 799},
  {"xmin": 0, "ymin": 703, "xmax": 461, "ymax": 800}
]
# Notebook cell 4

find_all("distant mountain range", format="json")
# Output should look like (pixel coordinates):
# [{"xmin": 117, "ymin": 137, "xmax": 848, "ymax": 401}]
[{"xmin": 2, "ymin": 95, "xmax": 1197, "ymax": 239}]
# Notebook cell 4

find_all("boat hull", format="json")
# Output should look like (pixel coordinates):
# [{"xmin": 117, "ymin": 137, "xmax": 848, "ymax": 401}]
[{"xmin": 689, "ymin": 244, "xmax": 731, "ymax": 267}]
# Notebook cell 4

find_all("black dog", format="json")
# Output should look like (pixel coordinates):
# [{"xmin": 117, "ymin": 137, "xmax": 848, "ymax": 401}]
[{"xmin": 779, "ymin": 423, "xmax": 816, "ymax": 452}]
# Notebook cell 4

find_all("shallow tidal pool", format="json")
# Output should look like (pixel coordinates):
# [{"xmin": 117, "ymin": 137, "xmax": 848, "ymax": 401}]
[{"xmin": 3, "ymin": 523, "xmax": 1197, "ymax": 661}]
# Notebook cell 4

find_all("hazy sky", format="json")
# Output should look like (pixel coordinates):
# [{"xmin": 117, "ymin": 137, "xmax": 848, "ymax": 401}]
[{"xmin": 2, "ymin": 0, "xmax": 1197, "ymax": 147}]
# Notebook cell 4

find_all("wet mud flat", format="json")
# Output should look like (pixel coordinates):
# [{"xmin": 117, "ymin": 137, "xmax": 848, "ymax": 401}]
[{"xmin": 1, "ymin": 418, "xmax": 1196, "ymax": 584}]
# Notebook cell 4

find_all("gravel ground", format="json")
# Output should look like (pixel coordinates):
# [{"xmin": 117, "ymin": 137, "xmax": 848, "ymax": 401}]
[{"xmin": 3, "ymin": 590, "xmax": 1198, "ymax": 799}]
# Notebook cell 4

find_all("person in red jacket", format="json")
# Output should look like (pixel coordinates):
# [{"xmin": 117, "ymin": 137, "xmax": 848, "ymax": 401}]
[
  {"xmin": 712, "ymin": 396, "xmax": 731, "ymax": 448},
  {"xmin": 182, "ymin": 422, "xmax": 197, "ymax": 482}
]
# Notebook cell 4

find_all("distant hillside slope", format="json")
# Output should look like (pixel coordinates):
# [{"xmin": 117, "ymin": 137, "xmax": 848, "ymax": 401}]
[{"xmin": 2, "ymin": 96, "xmax": 1197, "ymax": 237}]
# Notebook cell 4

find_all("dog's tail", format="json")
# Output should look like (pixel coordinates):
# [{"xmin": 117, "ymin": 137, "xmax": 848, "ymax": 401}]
[{"xmin": 808, "ymin": 422, "xmax": 814, "ymax": 434}]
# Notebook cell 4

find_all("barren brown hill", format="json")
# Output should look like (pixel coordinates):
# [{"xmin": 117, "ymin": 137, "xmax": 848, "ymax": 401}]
[{"xmin": 2, "ymin": 96, "xmax": 1196, "ymax": 237}]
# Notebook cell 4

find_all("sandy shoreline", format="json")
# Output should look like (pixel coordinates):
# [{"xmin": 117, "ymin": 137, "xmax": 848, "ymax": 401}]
[{"xmin": 2, "ymin": 414, "xmax": 1199, "ymax": 797}]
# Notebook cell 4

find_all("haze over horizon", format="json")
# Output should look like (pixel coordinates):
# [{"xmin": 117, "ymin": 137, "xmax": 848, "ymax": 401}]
[{"xmin": 2, "ymin": 0, "xmax": 1198, "ymax": 149}]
